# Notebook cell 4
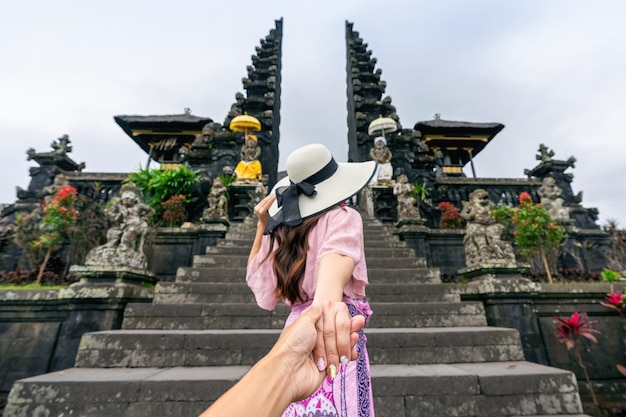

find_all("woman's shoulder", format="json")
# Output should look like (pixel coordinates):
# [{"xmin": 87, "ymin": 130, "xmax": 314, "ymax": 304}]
[{"xmin": 316, "ymin": 205, "xmax": 363, "ymax": 230}]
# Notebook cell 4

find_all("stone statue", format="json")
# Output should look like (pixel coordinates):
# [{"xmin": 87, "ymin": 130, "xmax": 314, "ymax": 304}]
[
  {"xmin": 461, "ymin": 189, "xmax": 516, "ymax": 268},
  {"xmin": 180, "ymin": 122, "xmax": 217, "ymax": 161},
  {"xmin": 85, "ymin": 183, "xmax": 154, "ymax": 270},
  {"xmin": 537, "ymin": 177, "xmax": 571, "ymax": 224},
  {"xmin": 234, "ymin": 135, "xmax": 262, "ymax": 183},
  {"xmin": 202, "ymin": 177, "xmax": 228, "ymax": 220},
  {"xmin": 393, "ymin": 174, "xmax": 420, "ymax": 220},
  {"xmin": 369, "ymin": 136, "xmax": 393, "ymax": 185},
  {"xmin": 537, "ymin": 143, "xmax": 555, "ymax": 163},
  {"xmin": 51, "ymin": 135, "xmax": 72, "ymax": 155}
]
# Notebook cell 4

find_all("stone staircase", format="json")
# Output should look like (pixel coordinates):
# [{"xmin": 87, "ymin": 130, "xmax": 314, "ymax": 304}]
[{"xmin": 3, "ymin": 211, "xmax": 588, "ymax": 417}]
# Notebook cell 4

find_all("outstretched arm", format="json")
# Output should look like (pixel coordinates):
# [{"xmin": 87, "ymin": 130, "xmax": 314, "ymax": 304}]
[
  {"xmin": 199, "ymin": 302, "xmax": 364, "ymax": 417},
  {"xmin": 313, "ymin": 252, "xmax": 356, "ymax": 376}
]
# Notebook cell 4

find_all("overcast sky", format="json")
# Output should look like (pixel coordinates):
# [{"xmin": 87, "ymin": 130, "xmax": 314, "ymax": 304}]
[{"xmin": 1, "ymin": 1, "xmax": 624, "ymax": 227}]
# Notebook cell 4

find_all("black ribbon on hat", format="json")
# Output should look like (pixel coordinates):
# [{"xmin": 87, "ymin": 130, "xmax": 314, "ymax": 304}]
[{"xmin": 264, "ymin": 157, "xmax": 338, "ymax": 234}]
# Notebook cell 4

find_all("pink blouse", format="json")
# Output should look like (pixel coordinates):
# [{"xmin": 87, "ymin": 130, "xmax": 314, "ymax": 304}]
[{"xmin": 246, "ymin": 206, "xmax": 369, "ymax": 310}]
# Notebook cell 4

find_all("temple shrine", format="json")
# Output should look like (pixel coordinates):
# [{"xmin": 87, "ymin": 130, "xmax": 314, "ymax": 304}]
[{"xmin": 0, "ymin": 18, "xmax": 607, "ymax": 274}]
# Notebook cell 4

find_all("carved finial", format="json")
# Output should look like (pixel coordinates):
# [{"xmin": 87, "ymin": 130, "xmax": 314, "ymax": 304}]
[
  {"xmin": 434, "ymin": 113, "xmax": 441, "ymax": 120},
  {"xmin": 184, "ymin": 108, "xmax": 191, "ymax": 115}
]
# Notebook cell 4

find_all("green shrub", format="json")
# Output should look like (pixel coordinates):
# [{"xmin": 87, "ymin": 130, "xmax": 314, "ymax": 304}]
[{"xmin": 126, "ymin": 165, "xmax": 199, "ymax": 224}]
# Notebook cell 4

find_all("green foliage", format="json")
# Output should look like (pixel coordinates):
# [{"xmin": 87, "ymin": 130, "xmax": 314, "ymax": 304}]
[
  {"xmin": 600, "ymin": 269, "xmax": 622, "ymax": 282},
  {"xmin": 0, "ymin": 269, "xmax": 79, "ymax": 287},
  {"xmin": 217, "ymin": 173, "xmax": 236, "ymax": 201},
  {"xmin": 12, "ymin": 211, "xmax": 45, "ymax": 270},
  {"xmin": 126, "ymin": 165, "xmax": 199, "ymax": 222},
  {"xmin": 32, "ymin": 186, "xmax": 79, "ymax": 285},
  {"xmin": 411, "ymin": 180, "xmax": 430, "ymax": 203},
  {"xmin": 493, "ymin": 192, "xmax": 566, "ymax": 283},
  {"xmin": 491, "ymin": 204, "xmax": 516, "ymax": 241},
  {"xmin": 512, "ymin": 192, "xmax": 565, "ymax": 256},
  {"xmin": 66, "ymin": 183, "xmax": 108, "ymax": 266},
  {"xmin": 34, "ymin": 186, "xmax": 78, "ymax": 253}
]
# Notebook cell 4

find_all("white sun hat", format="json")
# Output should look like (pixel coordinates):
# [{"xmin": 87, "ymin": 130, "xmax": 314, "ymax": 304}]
[{"xmin": 265, "ymin": 143, "xmax": 376, "ymax": 233}]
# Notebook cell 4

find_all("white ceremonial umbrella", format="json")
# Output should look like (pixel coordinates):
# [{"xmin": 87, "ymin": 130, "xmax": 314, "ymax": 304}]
[{"xmin": 368, "ymin": 116, "xmax": 397, "ymax": 138}]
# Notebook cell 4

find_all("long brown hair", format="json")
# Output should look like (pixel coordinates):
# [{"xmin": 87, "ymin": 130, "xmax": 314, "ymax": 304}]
[{"xmin": 262, "ymin": 214, "xmax": 322, "ymax": 304}]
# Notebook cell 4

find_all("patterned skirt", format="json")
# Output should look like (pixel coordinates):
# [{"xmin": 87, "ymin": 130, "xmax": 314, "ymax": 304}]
[{"xmin": 282, "ymin": 298, "xmax": 375, "ymax": 417}]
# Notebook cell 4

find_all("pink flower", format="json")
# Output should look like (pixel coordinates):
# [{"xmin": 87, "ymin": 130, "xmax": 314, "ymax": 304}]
[{"xmin": 554, "ymin": 312, "xmax": 600, "ymax": 350}]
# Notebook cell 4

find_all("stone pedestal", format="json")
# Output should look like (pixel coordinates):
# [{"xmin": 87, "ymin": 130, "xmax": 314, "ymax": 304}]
[
  {"xmin": 60, "ymin": 266, "xmax": 155, "ymax": 300},
  {"xmin": 148, "ymin": 223, "xmax": 229, "ymax": 281},
  {"xmin": 392, "ymin": 219, "xmax": 429, "ymax": 259},
  {"xmin": 229, "ymin": 183, "xmax": 265, "ymax": 221},
  {"xmin": 458, "ymin": 263, "xmax": 533, "ymax": 289}
]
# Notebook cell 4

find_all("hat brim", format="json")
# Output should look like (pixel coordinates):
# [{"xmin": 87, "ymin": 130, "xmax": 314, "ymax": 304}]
[{"xmin": 268, "ymin": 160, "xmax": 377, "ymax": 220}]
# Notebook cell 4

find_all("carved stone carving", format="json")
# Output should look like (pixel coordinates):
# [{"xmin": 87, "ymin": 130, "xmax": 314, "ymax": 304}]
[
  {"xmin": 461, "ymin": 189, "xmax": 516, "ymax": 268},
  {"xmin": 393, "ymin": 174, "xmax": 420, "ymax": 220},
  {"xmin": 85, "ymin": 183, "xmax": 154, "ymax": 270},
  {"xmin": 202, "ymin": 177, "xmax": 229, "ymax": 221},
  {"xmin": 537, "ymin": 177, "xmax": 571, "ymax": 224},
  {"xmin": 369, "ymin": 137, "xmax": 393, "ymax": 185}
]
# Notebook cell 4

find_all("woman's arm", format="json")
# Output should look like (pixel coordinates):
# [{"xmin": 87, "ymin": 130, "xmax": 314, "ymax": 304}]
[
  {"xmin": 248, "ymin": 194, "xmax": 276, "ymax": 265},
  {"xmin": 313, "ymin": 252, "xmax": 356, "ymax": 376}
]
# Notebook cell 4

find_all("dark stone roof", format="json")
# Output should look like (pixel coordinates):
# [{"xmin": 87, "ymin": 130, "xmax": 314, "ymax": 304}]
[
  {"xmin": 114, "ymin": 114, "xmax": 213, "ymax": 154},
  {"xmin": 413, "ymin": 119, "xmax": 505, "ymax": 166},
  {"xmin": 414, "ymin": 119, "xmax": 504, "ymax": 136}
]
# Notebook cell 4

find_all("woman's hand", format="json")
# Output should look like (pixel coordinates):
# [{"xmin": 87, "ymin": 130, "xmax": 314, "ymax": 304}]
[
  {"xmin": 270, "ymin": 301, "xmax": 364, "ymax": 401},
  {"xmin": 313, "ymin": 253, "xmax": 360, "ymax": 378},
  {"xmin": 312, "ymin": 300, "xmax": 365, "ymax": 379},
  {"xmin": 199, "ymin": 302, "xmax": 365, "ymax": 417},
  {"xmin": 254, "ymin": 193, "xmax": 276, "ymax": 229},
  {"xmin": 248, "ymin": 193, "xmax": 276, "ymax": 264}
]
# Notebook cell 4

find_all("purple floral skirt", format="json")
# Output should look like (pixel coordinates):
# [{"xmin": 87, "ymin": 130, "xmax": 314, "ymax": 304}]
[{"xmin": 282, "ymin": 298, "xmax": 375, "ymax": 417}]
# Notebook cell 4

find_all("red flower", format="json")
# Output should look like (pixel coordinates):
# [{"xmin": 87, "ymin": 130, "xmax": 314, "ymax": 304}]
[
  {"xmin": 554, "ymin": 312, "xmax": 600, "ymax": 350},
  {"xmin": 519, "ymin": 192, "xmax": 532, "ymax": 204},
  {"xmin": 56, "ymin": 185, "xmax": 78, "ymax": 201},
  {"xmin": 600, "ymin": 291, "xmax": 625, "ymax": 313},
  {"xmin": 605, "ymin": 292, "xmax": 624, "ymax": 306}
]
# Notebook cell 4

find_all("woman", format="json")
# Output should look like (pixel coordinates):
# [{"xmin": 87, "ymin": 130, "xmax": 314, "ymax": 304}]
[{"xmin": 247, "ymin": 143, "xmax": 376, "ymax": 417}]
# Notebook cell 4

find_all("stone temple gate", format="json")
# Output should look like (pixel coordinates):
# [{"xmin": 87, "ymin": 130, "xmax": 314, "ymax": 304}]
[{"xmin": 0, "ymin": 18, "xmax": 610, "ymax": 274}]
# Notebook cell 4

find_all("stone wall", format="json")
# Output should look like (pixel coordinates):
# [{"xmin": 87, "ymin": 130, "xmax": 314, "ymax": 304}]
[
  {"xmin": 462, "ymin": 282, "xmax": 626, "ymax": 407},
  {"xmin": 2, "ymin": 283, "xmax": 625, "ymax": 411},
  {"xmin": 0, "ymin": 289, "xmax": 152, "ymax": 407}
]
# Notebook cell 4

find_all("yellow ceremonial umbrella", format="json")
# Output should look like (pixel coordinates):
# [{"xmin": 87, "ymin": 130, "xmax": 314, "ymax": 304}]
[
  {"xmin": 229, "ymin": 113, "xmax": 261, "ymax": 137},
  {"xmin": 368, "ymin": 115, "xmax": 397, "ymax": 138}
]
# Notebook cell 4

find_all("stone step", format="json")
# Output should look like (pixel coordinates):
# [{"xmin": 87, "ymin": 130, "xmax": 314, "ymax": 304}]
[
  {"xmin": 215, "ymin": 235, "xmax": 411, "ymax": 249},
  {"xmin": 124, "ymin": 299, "xmax": 485, "ymax": 329},
  {"xmin": 122, "ymin": 302, "xmax": 292, "ymax": 330},
  {"xmin": 4, "ymin": 362, "xmax": 584, "ymax": 417},
  {"xmin": 205, "ymin": 244, "xmax": 416, "ymax": 258},
  {"xmin": 192, "ymin": 253, "xmax": 426, "ymax": 269},
  {"xmin": 153, "ymin": 281, "xmax": 463, "ymax": 305},
  {"xmin": 174, "ymin": 266, "xmax": 441, "ymax": 284},
  {"xmin": 74, "ymin": 327, "xmax": 524, "ymax": 368}
]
